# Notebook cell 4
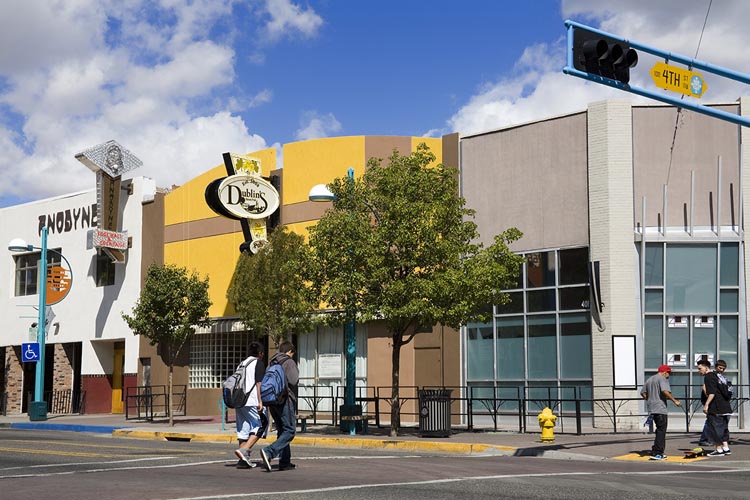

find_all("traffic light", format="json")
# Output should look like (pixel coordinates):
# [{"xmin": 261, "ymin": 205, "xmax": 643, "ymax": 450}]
[{"xmin": 573, "ymin": 29, "xmax": 638, "ymax": 84}]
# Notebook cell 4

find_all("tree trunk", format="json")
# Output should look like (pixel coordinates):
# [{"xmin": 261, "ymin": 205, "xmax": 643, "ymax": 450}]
[
  {"xmin": 390, "ymin": 333, "xmax": 402, "ymax": 437},
  {"xmin": 168, "ymin": 364, "xmax": 174, "ymax": 427}
]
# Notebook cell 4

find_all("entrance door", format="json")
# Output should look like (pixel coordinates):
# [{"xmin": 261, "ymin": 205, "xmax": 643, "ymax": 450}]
[{"xmin": 111, "ymin": 342, "xmax": 125, "ymax": 413}]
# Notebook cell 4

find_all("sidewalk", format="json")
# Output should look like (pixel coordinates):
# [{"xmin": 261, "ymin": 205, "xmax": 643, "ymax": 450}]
[{"xmin": 1, "ymin": 412, "xmax": 748, "ymax": 464}]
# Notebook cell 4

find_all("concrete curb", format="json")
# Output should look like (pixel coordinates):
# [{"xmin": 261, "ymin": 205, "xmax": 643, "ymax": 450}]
[{"xmin": 111, "ymin": 429, "xmax": 517, "ymax": 455}]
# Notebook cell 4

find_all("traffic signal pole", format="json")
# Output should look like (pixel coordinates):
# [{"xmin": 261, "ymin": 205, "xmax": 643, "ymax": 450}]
[{"xmin": 563, "ymin": 20, "xmax": 750, "ymax": 127}]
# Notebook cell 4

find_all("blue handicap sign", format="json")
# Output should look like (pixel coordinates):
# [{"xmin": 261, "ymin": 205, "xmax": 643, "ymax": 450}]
[{"xmin": 22, "ymin": 342, "xmax": 40, "ymax": 362}]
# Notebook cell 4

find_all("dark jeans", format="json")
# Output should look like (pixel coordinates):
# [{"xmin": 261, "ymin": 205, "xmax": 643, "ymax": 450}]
[
  {"xmin": 651, "ymin": 413, "xmax": 668, "ymax": 456},
  {"xmin": 707, "ymin": 414, "xmax": 730, "ymax": 445},
  {"xmin": 264, "ymin": 398, "xmax": 296, "ymax": 466}
]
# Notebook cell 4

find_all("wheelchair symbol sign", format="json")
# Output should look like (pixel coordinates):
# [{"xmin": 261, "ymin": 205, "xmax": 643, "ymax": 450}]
[{"xmin": 22, "ymin": 342, "xmax": 40, "ymax": 362}]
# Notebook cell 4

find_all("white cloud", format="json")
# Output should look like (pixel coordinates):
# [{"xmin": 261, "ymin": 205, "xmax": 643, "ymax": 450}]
[
  {"xmin": 0, "ymin": 0, "xmax": 321, "ymax": 206},
  {"xmin": 295, "ymin": 111, "xmax": 342, "ymax": 141},
  {"xmin": 262, "ymin": 0, "xmax": 324, "ymax": 42},
  {"xmin": 446, "ymin": 0, "xmax": 750, "ymax": 137}
]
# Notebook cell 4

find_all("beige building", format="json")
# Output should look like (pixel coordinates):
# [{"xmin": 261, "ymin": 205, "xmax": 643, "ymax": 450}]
[{"xmin": 460, "ymin": 99, "xmax": 749, "ymax": 430}]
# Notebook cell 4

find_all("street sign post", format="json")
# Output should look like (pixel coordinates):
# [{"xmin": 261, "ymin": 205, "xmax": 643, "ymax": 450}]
[
  {"xmin": 22, "ymin": 342, "xmax": 40, "ymax": 363},
  {"xmin": 650, "ymin": 62, "xmax": 707, "ymax": 98}
]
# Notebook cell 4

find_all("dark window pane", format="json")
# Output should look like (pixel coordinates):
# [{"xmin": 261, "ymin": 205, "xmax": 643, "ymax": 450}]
[
  {"xmin": 559, "ymin": 286, "xmax": 588, "ymax": 310},
  {"xmin": 527, "ymin": 289, "xmax": 556, "ymax": 312},
  {"xmin": 720, "ymin": 243, "xmax": 739, "ymax": 286},
  {"xmin": 526, "ymin": 251, "xmax": 555, "ymax": 288},
  {"xmin": 496, "ymin": 292, "xmax": 523, "ymax": 314},
  {"xmin": 559, "ymin": 248, "xmax": 588, "ymax": 285},
  {"xmin": 644, "ymin": 244, "xmax": 663, "ymax": 286}
]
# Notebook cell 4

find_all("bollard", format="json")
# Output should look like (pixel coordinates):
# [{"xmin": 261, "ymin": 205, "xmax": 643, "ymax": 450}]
[{"xmin": 537, "ymin": 406, "xmax": 557, "ymax": 443}]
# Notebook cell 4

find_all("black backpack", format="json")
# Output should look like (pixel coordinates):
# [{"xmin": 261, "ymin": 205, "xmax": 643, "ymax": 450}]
[{"xmin": 222, "ymin": 358, "xmax": 255, "ymax": 409}]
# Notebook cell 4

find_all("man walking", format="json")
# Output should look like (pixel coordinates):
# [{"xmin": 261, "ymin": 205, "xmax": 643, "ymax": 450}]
[
  {"xmin": 696, "ymin": 359, "xmax": 712, "ymax": 447},
  {"xmin": 640, "ymin": 364, "xmax": 682, "ymax": 460},
  {"xmin": 260, "ymin": 341, "xmax": 299, "ymax": 472},
  {"xmin": 704, "ymin": 359, "xmax": 732, "ymax": 456},
  {"xmin": 233, "ymin": 341, "xmax": 267, "ymax": 468}
]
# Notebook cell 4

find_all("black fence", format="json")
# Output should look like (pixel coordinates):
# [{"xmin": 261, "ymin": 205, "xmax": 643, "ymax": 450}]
[
  {"xmin": 125, "ymin": 385, "xmax": 187, "ymax": 421},
  {"xmin": 295, "ymin": 384, "xmax": 749, "ymax": 434},
  {"xmin": 22, "ymin": 390, "xmax": 86, "ymax": 415}
]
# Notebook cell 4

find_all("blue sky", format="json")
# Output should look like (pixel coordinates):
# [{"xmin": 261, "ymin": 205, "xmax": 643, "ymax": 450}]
[{"xmin": 1, "ymin": 0, "xmax": 748, "ymax": 207}]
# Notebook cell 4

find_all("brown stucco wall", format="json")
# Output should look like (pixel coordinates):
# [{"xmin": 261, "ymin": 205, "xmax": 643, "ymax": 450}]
[
  {"xmin": 632, "ymin": 104, "xmax": 741, "ymax": 229},
  {"xmin": 461, "ymin": 112, "xmax": 589, "ymax": 252}
]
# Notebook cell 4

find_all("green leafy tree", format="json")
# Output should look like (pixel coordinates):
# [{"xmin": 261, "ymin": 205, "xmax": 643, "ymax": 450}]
[
  {"xmin": 308, "ymin": 144, "xmax": 523, "ymax": 436},
  {"xmin": 122, "ymin": 263, "xmax": 211, "ymax": 426},
  {"xmin": 227, "ymin": 226, "xmax": 316, "ymax": 348}
]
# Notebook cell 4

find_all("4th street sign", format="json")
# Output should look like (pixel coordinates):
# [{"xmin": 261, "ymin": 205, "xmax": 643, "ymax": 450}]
[{"xmin": 650, "ymin": 62, "xmax": 707, "ymax": 98}]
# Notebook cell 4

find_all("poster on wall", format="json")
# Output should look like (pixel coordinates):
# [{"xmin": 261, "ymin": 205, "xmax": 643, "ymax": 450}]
[
  {"xmin": 318, "ymin": 353, "xmax": 342, "ymax": 379},
  {"xmin": 612, "ymin": 335, "xmax": 637, "ymax": 389}
]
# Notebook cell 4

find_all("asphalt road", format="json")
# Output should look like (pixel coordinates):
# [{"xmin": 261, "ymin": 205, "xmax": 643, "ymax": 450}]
[{"xmin": 1, "ymin": 429, "xmax": 748, "ymax": 500}]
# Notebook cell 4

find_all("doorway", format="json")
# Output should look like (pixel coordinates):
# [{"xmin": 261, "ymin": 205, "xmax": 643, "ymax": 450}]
[{"xmin": 112, "ymin": 341, "xmax": 125, "ymax": 413}]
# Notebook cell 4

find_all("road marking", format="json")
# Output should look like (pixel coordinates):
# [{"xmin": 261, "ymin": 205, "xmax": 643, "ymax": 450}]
[
  {"xmin": 158, "ymin": 467, "xmax": 750, "ymax": 500},
  {"xmin": 0, "ymin": 456, "xmax": 173, "ymax": 471},
  {"xmin": 0, "ymin": 446, "xmax": 122, "ymax": 458},
  {"xmin": 0, "ymin": 460, "xmax": 229, "ymax": 479},
  {"xmin": 0, "ymin": 439, "xmax": 208, "ymax": 454}
]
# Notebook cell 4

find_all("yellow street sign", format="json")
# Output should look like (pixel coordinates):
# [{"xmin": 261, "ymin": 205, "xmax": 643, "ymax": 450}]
[{"xmin": 650, "ymin": 62, "xmax": 707, "ymax": 98}]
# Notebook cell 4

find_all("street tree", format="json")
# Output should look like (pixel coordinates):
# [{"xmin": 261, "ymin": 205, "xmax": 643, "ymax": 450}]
[
  {"xmin": 122, "ymin": 263, "xmax": 211, "ymax": 426},
  {"xmin": 227, "ymin": 226, "xmax": 316, "ymax": 348},
  {"xmin": 307, "ymin": 144, "xmax": 523, "ymax": 436}
]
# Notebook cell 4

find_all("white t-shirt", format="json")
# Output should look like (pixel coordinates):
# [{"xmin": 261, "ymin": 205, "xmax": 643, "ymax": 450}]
[{"xmin": 241, "ymin": 356, "xmax": 260, "ymax": 407}]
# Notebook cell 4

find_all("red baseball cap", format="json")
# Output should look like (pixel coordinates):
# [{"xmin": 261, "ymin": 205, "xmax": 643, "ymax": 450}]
[{"xmin": 658, "ymin": 364, "xmax": 672, "ymax": 373}]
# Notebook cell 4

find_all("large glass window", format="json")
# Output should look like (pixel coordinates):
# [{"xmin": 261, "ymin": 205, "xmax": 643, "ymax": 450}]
[
  {"xmin": 643, "ymin": 242, "xmax": 740, "ymax": 390},
  {"xmin": 466, "ymin": 323, "xmax": 494, "ymax": 380},
  {"xmin": 466, "ymin": 246, "xmax": 592, "ymax": 408},
  {"xmin": 665, "ymin": 245, "xmax": 716, "ymax": 313},
  {"xmin": 95, "ymin": 250, "xmax": 116, "ymax": 287},
  {"xmin": 13, "ymin": 249, "xmax": 61, "ymax": 297},
  {"xmin": 496, "ymin": 316, "xmax": 524, "ymax": 380}
]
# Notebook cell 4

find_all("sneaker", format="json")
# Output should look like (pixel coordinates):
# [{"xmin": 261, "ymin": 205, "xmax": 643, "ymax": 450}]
[
  {"xmin": 707, "ymin": 449, "xmax": 725, "ymax": 457},
  {"xmin": 698, "ymin": 441, "xmax": 712, "ymax": 447},
  {"xmin": 260, "ymin": 448, "xmax": 272, "ymax": 472},
  {"xmin": 722, "ymin": 448, "xmax": 731, "ymax": 456},
  {"xmin": 649, "ymin": 454, "xmax": 667, "ymax": 461},
  {"xmin": 278, "ymin": 463, "xmax": 297, "ymax": 471},
  {"xmin": 234, "ymin": 449, "xmax": 254, "ymax": 468}
]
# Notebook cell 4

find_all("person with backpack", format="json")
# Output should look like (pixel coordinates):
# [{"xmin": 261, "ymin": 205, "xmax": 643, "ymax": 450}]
[
  {"xmin": 233, "ymin": 342, "xmax": 268, "ymax": 468},
  {"xmin": 704, "ymin": 359, "xmax": 733, "ymax": 456},
  {"xmin": 259, "ymin": 341, "xmax": 298, "ymax": 472}
]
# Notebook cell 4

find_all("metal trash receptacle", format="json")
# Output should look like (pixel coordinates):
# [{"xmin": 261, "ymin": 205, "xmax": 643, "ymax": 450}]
[{"xmin": 418, "ymin": 389, "xmax": 452, "ymax": 438}]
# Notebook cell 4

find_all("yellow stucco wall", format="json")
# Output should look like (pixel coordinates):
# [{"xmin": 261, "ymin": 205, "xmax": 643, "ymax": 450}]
[
  {"xmin": 164, "ymin": 233, "xmax": 245, "ymax": 317},
  {"xmin": 412, "ymin": 137, "xmax": 442, "ymax": 167},
  {"xmin": 162, "ymin": 137, "xmax": 442, "ymax": 319},
  {"xmin": 165, "ymin": 148, "xmax": 277, "ymax": 226},
  {"xmin": 282, "ymin": 137, "xmax": 366, "ymax": 205}
]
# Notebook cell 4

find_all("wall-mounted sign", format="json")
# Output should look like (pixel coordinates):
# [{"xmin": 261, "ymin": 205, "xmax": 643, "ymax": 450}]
[
  {"xmin": 76, "ymin": 140, "xmax": 140, "ymax": 264},
  {"xmin": 205, "ymin": 153, "xmax": 280, "ymax": 254},
  {"xmin": 209, "ymin": 173, "xmax": 280, "ymax": 220},
  {"xmin": 46, "ymin": 261, "xmax": 72, "ymax": 306},
  {"xmin": 92, "ymin": 228, "xmax": 128, "ymax": 250}
]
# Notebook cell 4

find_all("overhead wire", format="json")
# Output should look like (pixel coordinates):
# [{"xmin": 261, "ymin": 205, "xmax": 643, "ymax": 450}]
[{"xmin": 665, "ymin": 0, "xmax": 713, "ymax": 185}]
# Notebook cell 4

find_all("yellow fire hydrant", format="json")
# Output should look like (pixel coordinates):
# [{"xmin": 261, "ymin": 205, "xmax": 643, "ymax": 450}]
[{"xmin": 537, "ymin": 407, "xmax": 557, "ymax": 443}]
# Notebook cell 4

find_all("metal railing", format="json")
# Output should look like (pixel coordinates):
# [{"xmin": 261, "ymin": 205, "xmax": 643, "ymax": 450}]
[
  {"xmin": 293, "ymin": 383, "xmax": 748, "ymax": 434},
  {"xmin": 125, "ymin": 385, "xmax": 187, "ymax": 421},
  {"xmin": 23, "ymin": 390, "xmax": 86, "ymax": 415}
]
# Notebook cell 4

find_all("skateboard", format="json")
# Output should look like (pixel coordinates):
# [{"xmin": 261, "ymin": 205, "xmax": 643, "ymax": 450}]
[{"xmin": 683, "ymin": 447, "xmax": 707, "ymax": 458}]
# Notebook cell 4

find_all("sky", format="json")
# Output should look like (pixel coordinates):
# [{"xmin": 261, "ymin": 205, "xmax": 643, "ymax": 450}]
[{"xmin": 1, "ymin": 0, "xmax": 749, "ymax": 208}]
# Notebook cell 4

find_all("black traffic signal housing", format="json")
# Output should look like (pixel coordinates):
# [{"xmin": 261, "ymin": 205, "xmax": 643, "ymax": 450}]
[{"xmin": 573, "ymin": 29, "xmax": 638, "ymax": 84}]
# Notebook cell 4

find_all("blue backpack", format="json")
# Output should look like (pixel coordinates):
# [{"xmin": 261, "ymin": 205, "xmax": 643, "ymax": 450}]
[{"xmin": 260, "ymin": 361, "xmax": 287, "ymax": 405}]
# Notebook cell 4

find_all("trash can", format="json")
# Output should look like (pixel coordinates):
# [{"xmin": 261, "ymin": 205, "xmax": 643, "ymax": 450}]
[{"xmin": 418, "ymin": 389, "xmax": 452, "ymax": 438}]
